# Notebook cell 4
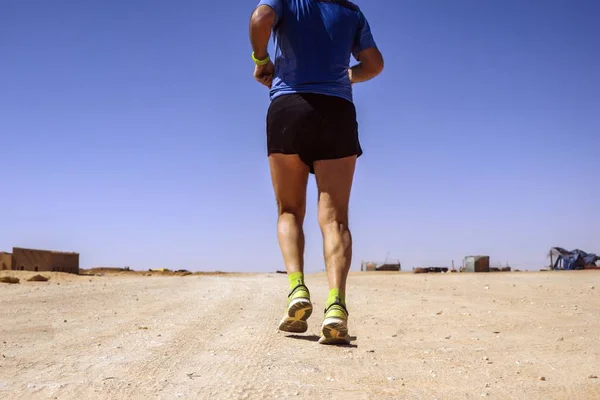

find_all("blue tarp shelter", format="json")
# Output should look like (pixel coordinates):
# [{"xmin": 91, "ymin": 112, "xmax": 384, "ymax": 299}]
[{"xmin": 550, "ymin": 247, "xmax": 600, "ymax": 270}]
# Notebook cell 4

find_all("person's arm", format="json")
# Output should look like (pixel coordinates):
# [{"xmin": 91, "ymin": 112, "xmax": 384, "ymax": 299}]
[
  {"xmin": 249, "ymin": 1, "xmax": 281, "ymax": 60},
  {"xmin": 349, "ymin": 11, "xmax": 384, "ymax": 84},
  {"xmin": 349, "ymin": 48, "xmax": 384, "ymax": 83}
]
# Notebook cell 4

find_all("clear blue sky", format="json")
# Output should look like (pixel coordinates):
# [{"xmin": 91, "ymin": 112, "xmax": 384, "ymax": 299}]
[{"xmin": 1, "ymin": 0, "xmax": 598, "ymax": 272}]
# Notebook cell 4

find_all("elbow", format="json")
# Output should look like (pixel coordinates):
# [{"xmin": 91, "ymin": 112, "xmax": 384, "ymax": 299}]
[
  {"xmin": 365, "ymin": 56, "xmax": 384, "ymax": 78},
  {"xmin": 372, "ymin": 57, "xmax": 384, "ymax": 76},
  {"xmin": 357, "ymin": 48, "xmax": 384, "ymax": 78},
  {"xmin": 373, "ymin": 53, "xmax": 384, "ymax": 76}
]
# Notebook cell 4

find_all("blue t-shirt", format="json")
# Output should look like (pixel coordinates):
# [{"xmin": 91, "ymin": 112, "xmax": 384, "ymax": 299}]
[{"xmin": 256, "ymin": 0, "xmax": 377, "ymax": 103}]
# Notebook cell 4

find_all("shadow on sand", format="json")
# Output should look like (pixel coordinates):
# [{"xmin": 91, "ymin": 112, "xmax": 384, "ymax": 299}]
[{"xmin": 286, "ymin": 334, "xmax": 358, "ymax": 348}]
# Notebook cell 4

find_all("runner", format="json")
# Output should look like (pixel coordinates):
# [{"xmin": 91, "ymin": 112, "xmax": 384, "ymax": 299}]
[{"xmin": 249, "ymin": 0, "xmax": 384, "ymax": 344}]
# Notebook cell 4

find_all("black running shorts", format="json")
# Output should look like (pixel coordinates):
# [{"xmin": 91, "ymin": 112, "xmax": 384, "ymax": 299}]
[{"xmin": 266, "ymin": 93, "xmax": 363, "ymax": 174}]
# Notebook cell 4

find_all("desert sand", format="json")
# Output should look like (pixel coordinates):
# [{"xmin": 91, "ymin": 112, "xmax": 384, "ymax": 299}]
[{"xmin": 1, "ymin": 270, "xmax": 599, "ymax": 399}]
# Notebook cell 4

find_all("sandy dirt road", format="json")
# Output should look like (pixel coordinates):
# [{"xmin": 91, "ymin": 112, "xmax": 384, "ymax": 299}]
[{"xmin": 1, "ymin": 270, "xmax": 599, "ymax": 399}]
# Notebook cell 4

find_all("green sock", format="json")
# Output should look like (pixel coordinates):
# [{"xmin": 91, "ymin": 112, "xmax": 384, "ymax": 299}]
[
  {"xmin": 326, "ymin": 288, "xmax": 345, "ymax": 308},
  {"xmin": 288, "ymin": 272, "xmax": 304, "ymax": 291}
]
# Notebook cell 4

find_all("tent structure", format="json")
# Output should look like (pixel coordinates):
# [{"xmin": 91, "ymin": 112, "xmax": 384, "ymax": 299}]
[{"xmin": 549, "ymin": 247, "xmax": 600, "ymax": 270}]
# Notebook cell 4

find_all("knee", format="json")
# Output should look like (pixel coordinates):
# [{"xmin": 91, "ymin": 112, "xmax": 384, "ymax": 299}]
[
  {"xmin": 277, "ymin": 201, "xmax": 305, "ymax": 221},
  {"xmin": 317, "ymin": 204, "xmax": 349, "ymax": 231}
]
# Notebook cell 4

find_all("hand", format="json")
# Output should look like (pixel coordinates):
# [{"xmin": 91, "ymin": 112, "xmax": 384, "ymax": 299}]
[{"xmin": 254, "ymin": 60, "xmax": 274, "ymax": 88}]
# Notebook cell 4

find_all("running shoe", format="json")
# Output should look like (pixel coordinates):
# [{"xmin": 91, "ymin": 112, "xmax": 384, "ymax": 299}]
[
  {"xmin": 278, "ymin": 284, "xmax": 313, "ymax": 333},
  {"xmin": 318, "ymin": 299, "xmax": 350, "ymax": 345}
]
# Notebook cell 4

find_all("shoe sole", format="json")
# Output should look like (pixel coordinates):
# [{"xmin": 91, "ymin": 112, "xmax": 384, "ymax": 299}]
[
  {"xmin": 319, "ymin": 317, "xmax": 350, "ymax": 345},
  {"xmin": 278, "ymin": 298, "xmax": 313, "ymax": 333}
]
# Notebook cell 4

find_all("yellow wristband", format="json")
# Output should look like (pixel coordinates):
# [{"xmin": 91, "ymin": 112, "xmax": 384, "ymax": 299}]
[{"xmin": 252, "ymin": 52, "xmax": 270, "ymax": 66}]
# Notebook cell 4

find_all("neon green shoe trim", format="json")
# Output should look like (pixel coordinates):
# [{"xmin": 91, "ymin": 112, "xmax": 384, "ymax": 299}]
[
  {"xmin": 324, "ymin": 303, "xmax": 348, "ymax": 320},
  {"xmin": 288, "ymin": 284, "xmax": 310, "ymax": 305}
]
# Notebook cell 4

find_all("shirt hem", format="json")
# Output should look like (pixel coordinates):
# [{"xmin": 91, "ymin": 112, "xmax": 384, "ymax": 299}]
[{"xmin": 269, "ymin": 87, "xmax": 353, "ymax": 104}]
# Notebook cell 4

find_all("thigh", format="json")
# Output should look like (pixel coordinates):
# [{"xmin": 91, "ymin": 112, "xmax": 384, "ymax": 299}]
[
  {"xmin": 269, "ymin": 154, "xmax": 310, "ymax": 217},
  {"xmin": 313, "ymin": 155, "xmax": 357, "ymax": 225}
]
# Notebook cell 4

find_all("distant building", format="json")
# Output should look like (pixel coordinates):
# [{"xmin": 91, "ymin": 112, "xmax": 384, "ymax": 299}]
[
  {"xmin": 361, "ymin": 261, "xmax": 377, "ymax": 271},
  {"xmin": 1, "ymin": 247, "xmax": 79, "ymax": 274},
  {"xmin": 0, "ymin": 252, "xmax": 12, "ymax": 270},
  {"xmin": 360, "ymin": 261, "xmax": 401, "ymax": 272},
  {"xmin": 463, "ymin": 255, "xmax": 490, "ymax": 273}
]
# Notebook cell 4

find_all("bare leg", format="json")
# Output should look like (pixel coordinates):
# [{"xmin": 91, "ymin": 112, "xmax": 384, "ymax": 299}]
[
  {"xmin": 268, "ymin": 154, "xmax": 310, "ymax": 275},
  {"xmin": 314, "ymin": 156, "xmax": 356, "ymax": 298},
  {"xmin": 269, "ymin": 154, "xmax": 312, "ymax": 333}
]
